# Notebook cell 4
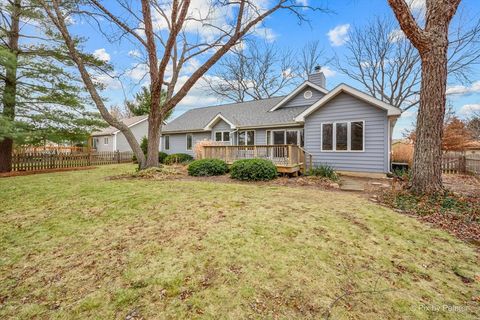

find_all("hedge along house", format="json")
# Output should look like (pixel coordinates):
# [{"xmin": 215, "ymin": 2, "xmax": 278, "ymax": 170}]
[{"xmin": 161, "ymin": 68, "xmax": 402, "ymax": 175}]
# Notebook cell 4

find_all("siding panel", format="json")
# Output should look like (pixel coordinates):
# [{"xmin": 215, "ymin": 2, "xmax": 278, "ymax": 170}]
[
  {"xmin": 304, "ymin": 92, "xmax": 388, "ymax": 173},
  {"xmin": 161, "ymin": 132, "xmax": 210, "ymax": 157},
  {"xmin": 115, "ymin": 120, "xmax": 149, "ymax": 152}
]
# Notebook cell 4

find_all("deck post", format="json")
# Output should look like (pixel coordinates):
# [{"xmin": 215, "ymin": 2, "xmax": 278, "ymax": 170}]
[{"xmin": 288, "ymin": 145, "xmax": 293, "ymax": 166}]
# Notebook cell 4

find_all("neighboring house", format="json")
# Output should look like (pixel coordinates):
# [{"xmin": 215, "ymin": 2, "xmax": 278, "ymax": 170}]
[
  {"xmin": 160, "ymin": 69, "xmax": 402, "ymax": 174},
  {"xmin": 91, "ymin": 115, "xmax": 151, "ymax": 152}
]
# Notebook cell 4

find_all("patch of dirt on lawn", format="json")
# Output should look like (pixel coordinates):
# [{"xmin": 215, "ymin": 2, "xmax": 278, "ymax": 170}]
[{"xmin": 107, "ymin": 165, "xmax": 186, "ymax": 180}]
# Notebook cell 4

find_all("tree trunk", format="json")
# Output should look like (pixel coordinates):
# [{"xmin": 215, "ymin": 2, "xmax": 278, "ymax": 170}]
[
  {"xmin": 0, "ymin": 0, "xmax": 20, "ymax": 173},
  {"xmin": 146, "ymin": 112, "xmax": 161, "ymax": 168},
  {"xmin": 410, "ymin": 47, "xmax": 448, "ymax": 193}
]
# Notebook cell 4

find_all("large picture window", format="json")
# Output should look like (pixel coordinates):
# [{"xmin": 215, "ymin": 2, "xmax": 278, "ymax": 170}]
[
  {"xmin": 186, "ymin": 134, "xmax": 193, "ymax": 150},
  {"xmin": 321, "ymin": 121, "xmax": 364, "ymax": 152},
  {"xmin": 267, "ymin": 129, "xmax": 304, "ymax": 146},
  {"xmin": 238, "ymin": 130, "xmax": 255, "ymax": 145}
]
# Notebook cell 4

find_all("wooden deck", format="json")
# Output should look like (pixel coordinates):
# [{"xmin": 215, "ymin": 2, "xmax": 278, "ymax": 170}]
[{"xmin": 202, "ymin": 145, "xmax": 313, "ymax": 174}]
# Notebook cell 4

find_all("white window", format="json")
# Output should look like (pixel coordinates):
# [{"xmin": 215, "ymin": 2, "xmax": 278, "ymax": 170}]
[
  {"xmin": 321, "ymin": 121, "xmax": 364, "ymax": 152},
  {"xmin": 214, "ymin": 131, "xmax": 230, "ymax": 142},
  {"xmin": 164, "ymin": 135, "xmax": 170, "ymax": 150},
  {"xmin": 104, "ymin": 137, "xmax": 109, "ymax": 145},
  {"xmin": 238, "ymin": 130, "xmax": 255, "ymax": 146},
  {"xmin": 186, "ymin": 134, "xmax": 193, "ymax": 150},
  {"xmin": 267, "ymin": 129, "xmax": 304, "ymax": 147}
]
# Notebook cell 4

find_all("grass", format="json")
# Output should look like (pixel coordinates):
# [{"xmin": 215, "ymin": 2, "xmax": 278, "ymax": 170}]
[{"xmin": 0, "ymin": 164, "xmax": 479, "ymax": 319}]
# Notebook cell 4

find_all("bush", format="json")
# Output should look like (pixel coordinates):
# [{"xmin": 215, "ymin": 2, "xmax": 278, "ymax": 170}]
[
  {"xmin": 188, "ymin": 159, "xmax": 228, "ymax": 176},
  {"xmin": 164, "ymin": 153, "xmax": 193, "ymax": 164},
  {"xmin": 158, "ymin": 151, "xmax": 168, "ymax": 164},
  {"xmin": 140, "ymin": 136, "xmax": 148, "ymax": 155},
  {"xmin": 308, "ymin": 164, "xmax": 338, "ymax": 181},
  {"xmin": 230, "ymin": 159, "xmax": 277, "ymax": 181}
]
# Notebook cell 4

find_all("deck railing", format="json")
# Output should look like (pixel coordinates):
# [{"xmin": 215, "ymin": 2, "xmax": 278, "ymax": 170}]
[{"xmin": 202, "ymin": 145, "xmax": 305, "ymax": 168}]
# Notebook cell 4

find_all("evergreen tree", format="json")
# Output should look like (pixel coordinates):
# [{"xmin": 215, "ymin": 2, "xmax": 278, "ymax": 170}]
[
  {"xmin": 126, "ymin": 87, "xmax": 172, "ymax": 120},
  {"xmin": 0, "ymin": 0, "xmax": 104, "ymax": 172}
]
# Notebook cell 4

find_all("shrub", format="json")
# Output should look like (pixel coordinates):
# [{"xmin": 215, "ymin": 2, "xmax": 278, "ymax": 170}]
[
  {"xmin": 188, "ymin": 159, "xmax": 228, "ymax": 176},
  {"xmin": 230, "ymin": 159, "xmax": 277, "ymax": 181},
  {"xmin": 158, "ymin": 151, "xmax": 168, "ymax": 164},
  {"xmin": 164, "ymin": 153, "xmax": 193, "ymax": 164},
  {"xmin": 140, "ymin": 136, "xmax": 148, "ymax": 155},
  {"xmin": 308, "ymin": 164, "xmax": 338, "ymax": 181}
]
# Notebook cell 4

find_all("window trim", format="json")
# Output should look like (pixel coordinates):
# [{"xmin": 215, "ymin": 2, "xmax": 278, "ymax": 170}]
[
  {"xmin": 214, "ymin": 131, "xmax": 231, "ymax": 143},
  {"xmin": 266, "ymin": 129, "xmax": 304, "ymax": 146},
  {"xmin": 320, "ymin": 120, "xmax": 365, "ymax": 152},
  {"xmin": 104, "ymin": 137, "xmax": 109, "ymax": 145},
  {"xmin": 186, "ymin": 134, "xmax": 193, "ymax": 151},
  {"xmin": 238, "ymin": 130, "xmax": 255, "ymax": 146},
  {"xmin": 164, "ymin": 135, "xmax": 170, "ymax": 150}
]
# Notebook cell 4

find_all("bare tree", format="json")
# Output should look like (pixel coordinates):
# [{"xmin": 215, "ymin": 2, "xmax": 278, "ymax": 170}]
[
  {"xmin": 39, "ymin": 0, "xmax": 326, "ymax": 168},
  {"xmin": 299, "ymin": 40, "xmax": 330, "ymax": 76},
  {"xmin": 388, "ymin": 0, "xmax": 462, "ymax": 194},
  {"xmin": 206, "ymin": 39, "xmax": 330, "ymax": 103},
  {"xmin": 338, "ymin": 14, "xmax": 480, "ymax": 111},
  {"xmin": 205, "ymin": 40, "xmax": 298, "ymax": 102}
]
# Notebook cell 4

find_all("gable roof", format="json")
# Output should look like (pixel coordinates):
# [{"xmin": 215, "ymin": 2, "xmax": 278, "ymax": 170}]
[
  {"xmin": 269, "ymin": 81, "xmax": 328, "ymax": 112},
  {"xmin": 203, "ymin": 113, "xmax": 236, "ymax": 130},
  {"xmin": 162, "ymin": 96, "xmax": 307, "ymax": 133},
  {"xmin": 294, "ymin": 83, "xmax": 402, "ymax": 122},
  {"xmin": 91, "ymin": 115, "xmax": 148, "ymax": 136}
]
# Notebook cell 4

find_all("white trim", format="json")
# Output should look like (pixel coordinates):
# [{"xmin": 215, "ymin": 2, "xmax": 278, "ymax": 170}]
[
  {"xmin": 186, "ymin": 133, "xmax": 193, "ymax": 151},
  {"xmin": 269, "ymin": 81, "xmax": 329, "ymax": 112},
  {"xmin": 387, "ymin": 118, "xmax": 391, "ymax": 172},
  {"xmin": 203, "ymin": 113, "xmax": 236, "ymax": 130},
  {"xmin": 214, "ymin": 130, "xmax": 231, "ymax": 143},
  {"xmin": 295, "ymin": 84, "xmax": 402, "ymax": 122},
  {"xmin": 237, "ymin": 130, "xmax": 256, "ymax": 146},
  {"xmin": 113, "ymin": 133, "xmax": 117, "ymax": 151},
  {"xmin": 320, "ymin": 120, "xmax": 365, "ymax": 152}
]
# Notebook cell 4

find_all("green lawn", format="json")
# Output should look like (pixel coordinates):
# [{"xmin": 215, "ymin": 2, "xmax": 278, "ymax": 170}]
[{"xmin": 0, "ymin": 164, "xmax": 478, "ymax": 319}]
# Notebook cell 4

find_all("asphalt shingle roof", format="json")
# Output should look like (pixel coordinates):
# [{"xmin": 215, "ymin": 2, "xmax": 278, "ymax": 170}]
[
  {"xmin": 92, "ymin": 115, "xmax": 147, "ymax": 136},
  {"xmin": 163, "ymin": 97, "xmax": 308, "ymax": 132}
]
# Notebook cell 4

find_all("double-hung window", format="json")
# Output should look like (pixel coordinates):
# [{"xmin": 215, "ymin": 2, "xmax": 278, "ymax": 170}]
[
  {"xmin": 238, "ymin": 130, "xmax": 255, "ymax": 145},
  {"xmin": 321, "ymin": 121, "xmax": 364, "ymax": 152},
  {"xmin": 214, "ymin": 131, "xmax": 230, "ymax": 143},
  {"xmin": 186, "ymin": 134, "xmax": 193, "ymax": 150},
  {"xmin": 104, "ymin": 137, "xmax": 109, "ymax": 145}
]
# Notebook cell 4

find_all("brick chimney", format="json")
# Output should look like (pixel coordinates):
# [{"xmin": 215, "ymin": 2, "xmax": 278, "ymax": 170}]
[{"xmin": 308, "ymin": 65, "xmax": 326, "ymax": 88}]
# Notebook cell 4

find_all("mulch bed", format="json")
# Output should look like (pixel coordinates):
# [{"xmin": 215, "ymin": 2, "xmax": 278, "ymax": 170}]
[
  {"xmin": 418, "ymin": 213, "xmax": 480, "ymax": 246},
  {"xmin": 0, "ymin": 166, "xmax": 97, "ymax": 178}
]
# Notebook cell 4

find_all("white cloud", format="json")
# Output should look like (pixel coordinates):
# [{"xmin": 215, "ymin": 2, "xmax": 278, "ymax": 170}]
[
  {"xmin": 128, "ymin": 49, "xmax": 142, "ymax": 58},
  {"xmin": 388, "ymin": 29, "xmax": 405, "ymax": 43},
  {"xmin": 327, "ymin": 24, "xmax": 350, "ymax": 47},
  {"xmin": 93, "ymin": 74, "xmax": 121, "ymax": 90},
  {"xmin": 253, "ymin": 26, "xmax": 277, "ymax": 43},
  {"xmin": 93, "ymin": 48, "xmax": 110, "ymax": 63},
  {"xmin": 321, "ymin": 66, "xmax": 336, "ymax": 78},
  {"xmin": 460, "ymin": 104, "xmax": 480, "ymax": 115},
  {"xmin": 407, "ymin": 0, "xmax": 426, "ymax": 12},
  {"xmin": 401, "ymin": 110, "xmax": 415, "ymax": 118},
  {"xmin": 446, "ymin": 81, "xmax": 480, "ymax": 95},
  {"xmin": 126, "ymin": 63, "xmax": 149, "ymax": 82},
  {"xmin": 296, "ymin": 0, "xmax": 309, "ymax": 6}
]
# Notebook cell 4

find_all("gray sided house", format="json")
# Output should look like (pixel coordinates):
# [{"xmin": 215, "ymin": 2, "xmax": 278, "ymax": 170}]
[
  {"xmin": 91, "ymin": 115, "xmax": 150, "ymax": 152},
  {"xmin": 90, "ymin": 70, "xmax": 401, "ymax": 174},
  {"xmin": 160, "ymin": 70, "xmax": 401, "ymax": 174}
]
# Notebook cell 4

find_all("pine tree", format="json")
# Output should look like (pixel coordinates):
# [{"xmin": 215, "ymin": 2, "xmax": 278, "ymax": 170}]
[
  {"xmin": 0, "ymin": 0, "xmax": 104, "ymax": 172},
  {"xmin": 125, "ymin": 87, "xmax": 172, "ymax": 120}
]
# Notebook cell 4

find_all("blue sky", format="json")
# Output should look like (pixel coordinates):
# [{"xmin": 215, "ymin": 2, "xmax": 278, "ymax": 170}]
[{"xmin": 71, "ymin": 0, "xmax": 480, "ymax": 138}]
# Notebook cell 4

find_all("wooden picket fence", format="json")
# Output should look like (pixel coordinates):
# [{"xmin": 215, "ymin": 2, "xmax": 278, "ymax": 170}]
[
  {"xmin": 11, "ymin": 151, "xmax": 133, "ymax": 172},
  {"xmin": 442, "ymin": 154, "xmax": 480, "ymax": 175}
]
